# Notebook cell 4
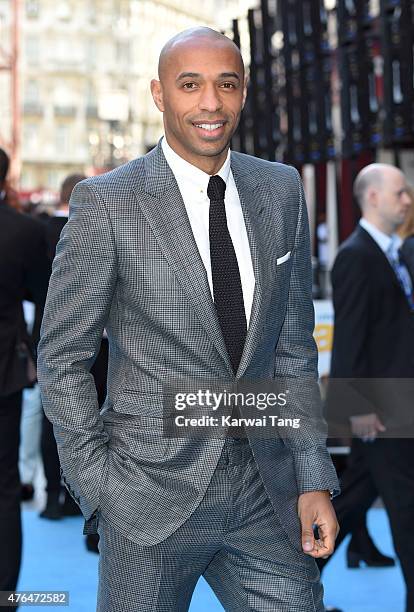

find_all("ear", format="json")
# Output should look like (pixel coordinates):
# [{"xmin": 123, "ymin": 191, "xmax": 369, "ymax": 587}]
[
  {"xmin": 241, "ymin": 75, "xmax": 248, "ymax": 110},
  {"xmin": 367, "ymin": 186, "xmax": 378, "ymax": 208},
  {"xmin": 150, "ymin": 79, "xmax": 164, "ymax": 112}
]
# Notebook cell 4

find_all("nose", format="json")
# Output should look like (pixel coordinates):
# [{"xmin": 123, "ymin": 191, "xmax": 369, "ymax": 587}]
[{"xmin": 198, "ymin": 83, "xmax": 222, "ymax": 113}]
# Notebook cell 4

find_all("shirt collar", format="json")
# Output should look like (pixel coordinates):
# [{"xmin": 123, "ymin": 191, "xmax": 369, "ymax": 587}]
[
  {"xmin": 359, "ymin": 218, "xmax": 402, "ymax": 255},
  {"xmin": 161, "ymin": 136, "xmax": 231, "ymax": 197}
]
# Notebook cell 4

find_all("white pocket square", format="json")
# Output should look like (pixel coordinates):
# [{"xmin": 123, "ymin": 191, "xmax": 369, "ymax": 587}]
[{"xmin": 276, "ymin": 251, "xmax": 291, "ymax": 265}]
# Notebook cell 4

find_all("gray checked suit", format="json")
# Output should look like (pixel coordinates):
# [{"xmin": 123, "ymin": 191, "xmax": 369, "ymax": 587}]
[{"xmin": 37, "ymin": 141, "xmax": 339, "ymax": 611}]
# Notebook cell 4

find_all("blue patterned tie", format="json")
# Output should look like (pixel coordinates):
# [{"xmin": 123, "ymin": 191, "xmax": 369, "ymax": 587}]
[{"xmin": 387, "ymin": 239, "xmax": 414, "ymax": 310}]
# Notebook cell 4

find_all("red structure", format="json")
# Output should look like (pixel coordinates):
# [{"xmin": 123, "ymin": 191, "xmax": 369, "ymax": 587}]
[{"xmin": 0, "ymin": 0, "xmax": 20, "ymax": 183}]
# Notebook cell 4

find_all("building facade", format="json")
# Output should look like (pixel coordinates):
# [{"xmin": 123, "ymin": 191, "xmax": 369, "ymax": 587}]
[{"xmin": 0, "ymin": 0, "xmax": 251, "ymax": 192}]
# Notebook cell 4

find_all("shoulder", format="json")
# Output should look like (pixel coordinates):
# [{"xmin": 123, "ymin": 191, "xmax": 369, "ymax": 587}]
[
  {"xmin": 72, "ymin": 156, "xmax": 146, "ymax": 202},
  {"xmin": 333, "ymin": 227, "xmax": 376, "ymax": 277},
  {"xmin": 231, "ymin": 151, "xmax": 299, "ymax": 186}
]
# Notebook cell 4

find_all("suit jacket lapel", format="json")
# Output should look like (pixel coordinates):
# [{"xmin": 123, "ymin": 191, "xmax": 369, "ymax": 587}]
[
  {"xmin": 358, "ymin": 226, "xmax": 404, "ymax": 293},
  {"xmin": 133, "ymin": 144, "xmax": 275, "ymax": 379},
  {"xmin": 132, "ymin": 143, "xmax": 234, "ymax": 375},
  {"xmin": 230, "ymin": 153, "xmax": 273, "ymax": 378}
]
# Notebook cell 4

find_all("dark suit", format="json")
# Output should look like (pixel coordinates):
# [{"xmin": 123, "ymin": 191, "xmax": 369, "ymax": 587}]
[
  {"xmin": 0, "ymin": 200, "xmax": 49, "ymax": 595},
  {"xmin": 327, "ymin": 224, "xmax": 414, "ymax": 611}
]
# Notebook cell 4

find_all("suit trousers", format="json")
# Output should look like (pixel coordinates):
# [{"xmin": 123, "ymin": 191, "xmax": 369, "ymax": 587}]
[
  {"xmin": 0, "ymin": 391, "xmax": 22, "ymax": 600},
  {"xmin": 96, "ymin": 438, "xmax": 323, "ymax": 612},
  {"xmin": 353, "ymin": 438, "xmax": 414, "ymax": 612}
]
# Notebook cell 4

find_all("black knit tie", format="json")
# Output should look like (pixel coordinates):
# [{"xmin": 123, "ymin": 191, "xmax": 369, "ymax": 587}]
[{"xmin": 208, "ymin": 175, "xmax": 247, "ymax": 436}]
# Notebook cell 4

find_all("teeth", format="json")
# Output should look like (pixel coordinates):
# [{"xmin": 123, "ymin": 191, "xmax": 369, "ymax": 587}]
[{"xmin": 196, "ymin": 123, "xmax": 223, "ymax": 131}]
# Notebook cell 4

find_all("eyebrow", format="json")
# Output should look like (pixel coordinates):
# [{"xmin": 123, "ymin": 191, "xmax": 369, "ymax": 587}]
[{"xmin": 176, "ymin": 71, "xmax": 241, "ymax": 82}]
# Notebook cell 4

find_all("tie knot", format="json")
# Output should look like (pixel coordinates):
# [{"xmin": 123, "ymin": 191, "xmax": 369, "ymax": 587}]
[
  {"xmin": 207, "ymin": 175, "xmax": 226, "ymax": 201},
  {"xmin": 387, "ymin": 238, "xmax": 400, "ymax": 262}
]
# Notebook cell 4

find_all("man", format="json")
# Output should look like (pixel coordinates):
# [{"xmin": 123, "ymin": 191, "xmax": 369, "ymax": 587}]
[
  {"xmin": 327, "ymin": 163, "xmax": 414, "ymax": 612},
  {"xmin": 38, "ymin": 29, "xmax": 339, "ymax": 611},
  {"xmin": 0, "ymin": 147, "xmax": 49, "ymax": 602}
]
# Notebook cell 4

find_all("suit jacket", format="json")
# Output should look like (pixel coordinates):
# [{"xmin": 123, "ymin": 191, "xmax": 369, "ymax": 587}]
[
  {"xmin": 37, "ymin": 142, "xmax": 338, "ymax": 552},
  {"xmin": 0, "ymin": 202, "xmax": 50, "ymax": 396},
  {"xmin": 328, "ymin": 225, "xmax": 414, "ymax": 431},
  {"xmin": 400, "ymin": 234, "xmax": 414, "ymax": 277}
]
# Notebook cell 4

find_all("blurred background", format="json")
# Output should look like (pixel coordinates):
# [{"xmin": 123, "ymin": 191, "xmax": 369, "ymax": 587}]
[
  {"xmin": 1, "ymin": 1, "xmax": 414, "ymax": 610},
  {"xmin": 1, "ymin": 0, "xmax": 414, "ymax": 295}
]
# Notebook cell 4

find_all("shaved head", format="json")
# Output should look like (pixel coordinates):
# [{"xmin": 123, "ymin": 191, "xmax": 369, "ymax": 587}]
[
  {"xmin": 354, "ymin": 163, "xmax": 411, "ymax": 234},
  {"xmin": 158, "ymin": 27, "xmax": 244, "ymax": 82},
  {"xmin": 353, "ymin": 164, "xmax": 388, "ymax": 209}
]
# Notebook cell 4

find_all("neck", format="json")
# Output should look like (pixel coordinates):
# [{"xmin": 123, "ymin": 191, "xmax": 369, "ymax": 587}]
[
  {"xmin": 363, "ymin": 214, "xmax": 394, "ymax": 237},
  {"xmin": 164, "ymin": 136, "xmax": 229, "ymax": 175},
  {"xmin": 192, "ymin": 153, "xmax": 228, "ymax": 175}
]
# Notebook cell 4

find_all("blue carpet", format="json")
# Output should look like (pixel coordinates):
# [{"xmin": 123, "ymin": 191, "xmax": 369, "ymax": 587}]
[{"xmin": 17, "ymin": 507, "xmax": 404, "ymax": 611}]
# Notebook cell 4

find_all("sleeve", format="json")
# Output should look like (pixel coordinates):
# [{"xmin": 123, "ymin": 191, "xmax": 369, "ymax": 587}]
[
  {"xmin": 328, "ymin": 246, "xmax": 376, "ymax": 418},
  {"xmin": 37, "ymin": 181, "xmax": 116, "ymax": 520},
  {"xmin": 273, "ymin": 168, "xmax": 340, "ymax": 497}
]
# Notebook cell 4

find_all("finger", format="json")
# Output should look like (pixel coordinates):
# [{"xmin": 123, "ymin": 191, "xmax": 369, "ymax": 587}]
[
  {"xmin": 301, "ymin": 521, "xmax": 315, "ymax": 553},
  {"xmin": 315, "ymin": 523, "xmax": 336, "ymax": 556},
  {"xmin": 305, "ymin": 540, "xmax": 334, "ymax": 559},
  {"xmin": 376, "ymin": 418, "xmax": 386, "ymax": 431}
]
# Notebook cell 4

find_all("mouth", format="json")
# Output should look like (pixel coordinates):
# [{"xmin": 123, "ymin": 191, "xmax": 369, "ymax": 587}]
[{"xmin": 192, "ymin": 120, "xmax": 227, "ymax": 138}]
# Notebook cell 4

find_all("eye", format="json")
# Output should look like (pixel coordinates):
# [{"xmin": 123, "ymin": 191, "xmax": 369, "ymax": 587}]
[
  {"xmin": 182, "ymin": 82, "xmax": 198, "ymax": 90},
  {"xmin": 220, "ymin": 82, "xmax": 237, "ymax": 89}
]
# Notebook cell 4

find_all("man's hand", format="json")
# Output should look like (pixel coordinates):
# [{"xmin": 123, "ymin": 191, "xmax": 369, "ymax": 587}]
[
  {"xmin": 298, "ymin": 491, "xmax": 339, "ymax": 559},
  {"xmin": 349, "ymin": 413, "xmax": 386, "ymax": 441}
]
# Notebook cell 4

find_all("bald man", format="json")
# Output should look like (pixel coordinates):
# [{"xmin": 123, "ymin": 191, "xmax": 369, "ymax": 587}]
[
  {"xmin": 38, "ymin": 28, "xmax": 339, "ymax": 611},
  {"xmin": 328, "ymin": 164, "xmax": 414, "ymax": 611}
]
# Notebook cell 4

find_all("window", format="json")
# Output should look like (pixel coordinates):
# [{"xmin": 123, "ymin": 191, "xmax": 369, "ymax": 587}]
[
  {"xmin": 24, "ymin": 123, "xmax": 39, "ymax": 152},
  {"xmin": 116, "ymin": 40, "xmax": 130, "ymax": 66},
  {"xmin": 26, "ymin": 36, "xmax": 40, "ymax": 66},
  {"xmin": 55, "ymin": 124, "xmax": 71, "ymax": 154},
  {"xmin": 25, "ymin": 0, "xmax": 40, "ymax": 19},
  {"xmin": 25, "ymin": 79, "xmax": 39, "ymax": 104}
]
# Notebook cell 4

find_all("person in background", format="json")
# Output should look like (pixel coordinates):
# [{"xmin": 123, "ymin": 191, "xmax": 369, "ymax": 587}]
[
  {"xmin": 326, "ymin": 163, "xmax": 414, "ymax": 612},
  {"xmin": 0, "ymin": 147, "xmax": 50, "ymax": 604}
]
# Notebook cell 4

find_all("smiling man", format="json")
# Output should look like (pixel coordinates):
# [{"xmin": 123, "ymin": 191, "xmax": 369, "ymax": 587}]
[{"xmin": 38, "ymin": 28, "xmax": 339, "ymax": 611}]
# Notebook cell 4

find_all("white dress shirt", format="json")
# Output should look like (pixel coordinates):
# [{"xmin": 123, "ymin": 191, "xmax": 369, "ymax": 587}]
[
  {"xmin": 161, "ymin": 137, "xmax": 255, "ymax": 326},
  {"xmin": 359, "ymin": 217, "xmax": 413, "ymax": 296},
  {"xmin": 359, "ymin": 217, "xmax": 398, "ymax": 254}
]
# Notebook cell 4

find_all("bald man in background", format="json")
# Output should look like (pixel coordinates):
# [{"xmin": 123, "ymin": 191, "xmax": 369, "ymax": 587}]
[
  {"xmin": 38, "ymin": 28, "xmax": 339, "ymax": 611},
  {"xmin": 327, "ymin": 164, "xmax": 414, "ymax": 612}
]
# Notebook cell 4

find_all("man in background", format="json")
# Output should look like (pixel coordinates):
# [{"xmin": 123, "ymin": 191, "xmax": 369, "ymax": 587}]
[
  {"xmin": 327, "ymin": 163, "xmax": 414, "ymax": 612},
  {"xmin": 0, "ymin": 147, "xmax": 49, "ymax": 602}
]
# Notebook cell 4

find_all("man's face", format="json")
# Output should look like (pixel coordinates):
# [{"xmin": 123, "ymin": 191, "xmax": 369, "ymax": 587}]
[
  {"xmin": 375, "ymin": 169, "xmax": 411, "ymax": 233},
  {"xmin": 151, "ymin": 38, "xmax": 247, "ymax": 171}
]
